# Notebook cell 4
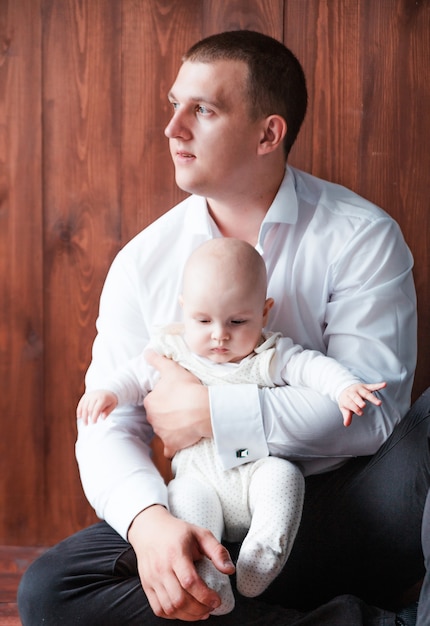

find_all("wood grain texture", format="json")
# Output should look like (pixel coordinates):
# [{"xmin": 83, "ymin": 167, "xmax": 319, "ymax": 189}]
[
  {"xmin": 286, "ymin": 0, "xmax": 364, "ymax": 190},
  {"xmin": 121, "ymin": 0, "xmax": 203, "ymax": 243},
  {"xmin": 202, "ymin": 0, "xmax": 284, "ymax": 37},
  {"xmin": 0, "ymin": 0, "xmax": 44, "ymax": 544},
  {"xmin": 42, "ymin": 0, "xmax": 121, "ymax": 541},
  {"xmin": 0, "ymin": 0, "xmax": 429, "ymax": 545}
]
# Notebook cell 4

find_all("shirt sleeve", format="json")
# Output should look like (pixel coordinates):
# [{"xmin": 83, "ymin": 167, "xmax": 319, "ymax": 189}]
[
  {"xmin": 75, "ymin": 252, "xmax": 168, "ymax": 540},
  {"xmin": 76, "ymin": 413, "xmax": 169, "ymax": 540},
  {"xmin": 106, "ymin": 351, "xmax": 159, "ymax": 407},
  {"xmin": 265, "ymin": 217, "xmax": 416, "ymax": 474}
]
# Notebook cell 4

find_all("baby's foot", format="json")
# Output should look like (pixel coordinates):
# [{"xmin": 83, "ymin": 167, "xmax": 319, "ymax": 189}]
[
  {"xmin": 236, "ymin": 538, "xmax": 286, "ymax": 597},
  {"xmin": 197, "ymin": 557, "xmax": 235, "ymax": 615}
]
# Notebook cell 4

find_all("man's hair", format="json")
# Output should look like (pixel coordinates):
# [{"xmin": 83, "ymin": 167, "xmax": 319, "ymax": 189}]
[{"xmin": 183, "ymin": 30, "xmax": 308, "ymax": 158}]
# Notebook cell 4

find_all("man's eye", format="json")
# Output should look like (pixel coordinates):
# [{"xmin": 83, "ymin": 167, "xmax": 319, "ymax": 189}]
[{"xmin": 196, "ymin": 105, "xmax": 211, "ymax": 115}]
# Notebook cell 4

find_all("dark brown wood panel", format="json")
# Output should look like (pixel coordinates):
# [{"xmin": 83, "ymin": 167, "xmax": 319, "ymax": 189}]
[
  {"xmin": 286, "ymin": 0, "xmax": 364, "ymax": 190},
  {"xmin": 0, "ymin": 0, "xmax": 44, "ymax": 545},
  {"xmin": 202, "ymin": 0, "xmax": 284, "ymax": 37},
  {"xmin": 121, "ymin": 0, "xmax": 203, "ymax": 243},
  {"xmin": 42, "ymin": 0, "xmax": 122, "ymax": 542}
]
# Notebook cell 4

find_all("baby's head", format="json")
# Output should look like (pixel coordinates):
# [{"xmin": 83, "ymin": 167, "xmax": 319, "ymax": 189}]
[{"xmin": 180, "ymin": 238, "xmax": 274, "ymax": 363}]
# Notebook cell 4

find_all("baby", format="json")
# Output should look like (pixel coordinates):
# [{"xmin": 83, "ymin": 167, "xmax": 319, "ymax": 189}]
[{"xmin": 77, "ymin": 238, "xmax": 386, "ymax": 614}]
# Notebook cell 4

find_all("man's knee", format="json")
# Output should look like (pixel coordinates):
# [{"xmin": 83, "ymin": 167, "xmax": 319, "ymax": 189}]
[{"xmin": 17, "ymin": 550, "xmax": 61, "ymax": 624}]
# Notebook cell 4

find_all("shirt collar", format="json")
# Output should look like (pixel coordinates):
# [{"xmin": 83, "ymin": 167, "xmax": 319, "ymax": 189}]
[
  {"xmin": 184, "ymin": 194, "xmax": 220, "ymax": 236},
  {"xmin": 264, "ymin": 165, "xmax": 298, "ymax": 225},
  {"xmin": 184, "ymin": 165, "xmax": 298, "ymax": 241},
  {"xmin": 256, "ymin": 165, "xmax": 298, "ymax": 250}
]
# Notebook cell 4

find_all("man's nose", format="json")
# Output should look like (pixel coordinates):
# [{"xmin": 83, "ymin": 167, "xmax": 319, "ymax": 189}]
[{"xmin": 164, "ymin": 109, "xmax": 191, "ymax": 139}]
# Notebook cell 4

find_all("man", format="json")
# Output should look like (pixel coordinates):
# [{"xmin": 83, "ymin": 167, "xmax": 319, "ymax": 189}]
[{"xmin": 18, "ymin": 31, "xmax": 427, "ymax": 626}]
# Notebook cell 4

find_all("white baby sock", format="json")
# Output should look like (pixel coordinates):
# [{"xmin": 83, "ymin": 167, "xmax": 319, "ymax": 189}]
[
  {"xmin": 168, "ymin": 475, "xmax": 235, "ymax": 614},
  {"xmin": 235, "ymin": 458, "xmax": 305, "ymax": 597},
  {"xmin": 195, "ymin": 557, "xmax": 235, "ymax": 615}
]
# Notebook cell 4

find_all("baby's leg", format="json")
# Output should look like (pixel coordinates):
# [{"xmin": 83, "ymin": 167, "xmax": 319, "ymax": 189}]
[
  {"xmin": 168, "ymin": 475, "xmax": 235, "ymax": 615},
  {"xmin": 236, "ymin": 457, "xmax": 304, "ymax": 598}
]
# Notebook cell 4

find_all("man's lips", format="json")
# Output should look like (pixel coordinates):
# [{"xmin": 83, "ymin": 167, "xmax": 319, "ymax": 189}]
[{"xmin": 176, "ymin": 150, "xmax": 195, "ymax": 160}]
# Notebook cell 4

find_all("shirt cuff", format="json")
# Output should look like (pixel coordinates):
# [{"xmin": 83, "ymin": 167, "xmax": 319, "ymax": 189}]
[
  {"xmin": 209, "ymin": 384, "xmax": 269, "ymax": 470},
  {"xmin": 104, "ymin": 472, "xmax": 169, "ymax": 541}
]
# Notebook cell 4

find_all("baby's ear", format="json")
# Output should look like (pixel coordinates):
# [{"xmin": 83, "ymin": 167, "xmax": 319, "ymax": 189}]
[
  {"xmin": 178, "ymin": 294, "xmax": 184, "ymax": 307},
  {"xmin": 263, "ymin": 297, "xmax": 275, "ymax": 324}
]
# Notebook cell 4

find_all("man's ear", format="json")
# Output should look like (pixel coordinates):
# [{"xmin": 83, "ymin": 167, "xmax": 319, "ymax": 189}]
[{"xmin": 258, "ymin": 115, "xmax": 287, "ymax": 155}]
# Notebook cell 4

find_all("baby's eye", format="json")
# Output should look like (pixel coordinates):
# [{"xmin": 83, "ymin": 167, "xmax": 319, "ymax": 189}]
[
  {"xmin": 197, "ymin": 319, "xmax": 211, "ymax": 324},
  {"xmin": 231, "ymin": 319, "xmax": 246, "ymax": 325}
]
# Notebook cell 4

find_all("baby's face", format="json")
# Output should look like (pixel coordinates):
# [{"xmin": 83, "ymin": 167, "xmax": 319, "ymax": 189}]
[{"xmin": 181, "ymin": 279, "xmax": 272, "ymax": 364}]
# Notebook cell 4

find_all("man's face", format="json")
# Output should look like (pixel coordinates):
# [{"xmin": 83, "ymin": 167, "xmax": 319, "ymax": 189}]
[{"xmin": 165, "ymin": 60, "xmax": 264, "ymax": 202}]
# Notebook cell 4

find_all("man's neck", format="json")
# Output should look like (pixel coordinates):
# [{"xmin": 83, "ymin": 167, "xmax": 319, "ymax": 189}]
[
  {"xmin": 206, "ymin": 201, "xmax": 268, "ymax": 246},
  {"xmin": 206, "ymin": 166, "xmax": 285, "ymax": 246}
]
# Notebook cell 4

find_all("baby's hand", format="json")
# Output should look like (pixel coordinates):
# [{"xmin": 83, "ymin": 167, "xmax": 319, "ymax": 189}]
[
  {"xmin": 339, "ymin": 382, "xmax": 386, "ymax": 427},
  {"xmin": 77, "ymin": 390, "xmax": 118, "ymax": 425}
]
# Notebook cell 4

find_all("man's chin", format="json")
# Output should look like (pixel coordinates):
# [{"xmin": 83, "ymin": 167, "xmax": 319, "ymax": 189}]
[{"xmin": 174, "ymin": 173, "xmax": 207, "ymax": 196}]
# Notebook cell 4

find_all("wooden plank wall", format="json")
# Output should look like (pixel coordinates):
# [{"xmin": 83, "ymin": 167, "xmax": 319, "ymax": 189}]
[{"xmin": 1, "ymin": 0, "xmax": 429, "ymax": 546}]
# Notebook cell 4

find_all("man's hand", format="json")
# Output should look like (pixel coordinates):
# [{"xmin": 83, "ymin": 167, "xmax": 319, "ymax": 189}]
[
  {"xmin": 128, "ymin": 505, "xmax": 235, "ymax": 621},
  {"xmin": 144, "ymin": 350, "xmax": 212, "ymax": 458}
]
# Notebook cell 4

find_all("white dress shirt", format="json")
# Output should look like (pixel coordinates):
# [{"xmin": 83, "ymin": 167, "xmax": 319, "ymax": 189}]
[{"xmin": 76, "ymin": 166, "xmax": 417, "ymax": 540}]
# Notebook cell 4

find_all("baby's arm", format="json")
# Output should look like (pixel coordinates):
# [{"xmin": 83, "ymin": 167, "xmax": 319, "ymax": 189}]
[
  {"xmin": 339, "ymin": 382, "xmax": 387, "ymax": 427},
  {"xmin": 77, "ymin": 390, "xmax": 119, "ymax": 425}
]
